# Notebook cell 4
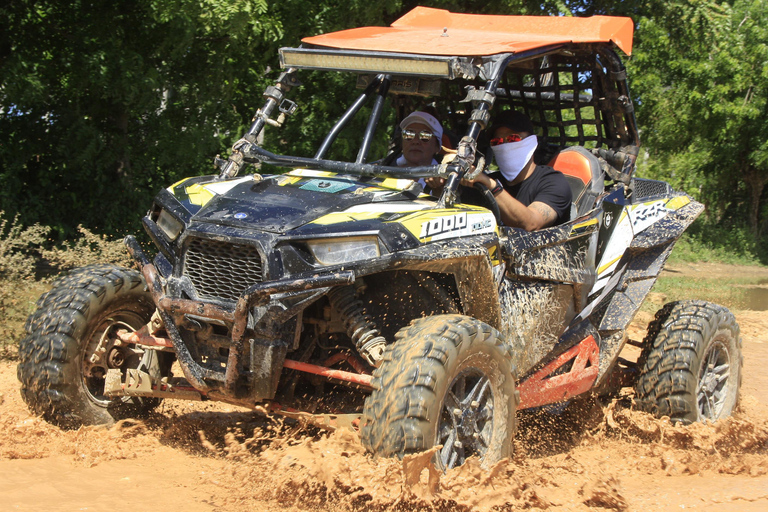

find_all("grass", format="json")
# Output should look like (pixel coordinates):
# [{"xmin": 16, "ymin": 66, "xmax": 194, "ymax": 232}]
[
  {"xmin": 645, "ymin": 274, "xmax": 768, "ymax": 313},
  {"xmin": 667, "ymin": 234, "xmax": 763, "ymax": 266},
  {"xmin": 655, "ymin": 217, "xmax": 768, "ymax": 311},
  {"xmin": 667, "ymin": 217, "xmax": 768, "ymax": 266},
  {"xmin": 0, "ymin": 211, "xmax": 133, "ymax": 360}
]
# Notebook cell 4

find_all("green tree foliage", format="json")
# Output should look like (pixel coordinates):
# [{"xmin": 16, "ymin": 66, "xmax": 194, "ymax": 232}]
[
  {"xmin": 0, "ymin": 0, "xmax": 282, "ymax": 236},
  {"xmin": 2, "ymin": 0, "xmax": 767, "ymax": 260},
  {"xmin": 629, "ymin": 0, "xmax": 768, "ymax": 240},
  {"xmin": 0, "ymin": 0, "xmax": 402, "ymax": 237}
]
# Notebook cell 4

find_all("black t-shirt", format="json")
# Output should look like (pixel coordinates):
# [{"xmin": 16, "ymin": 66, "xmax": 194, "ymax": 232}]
[{"xmin": 492, "ymin": 165, "xmax": 572, "ymax": 226}]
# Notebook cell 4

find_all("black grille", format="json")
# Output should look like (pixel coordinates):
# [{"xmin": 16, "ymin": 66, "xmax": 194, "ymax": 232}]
[
  {"xmin": 632, "ymin": 178, "xmax": 671, "ymax": 200},
  {"xmin": 184, "ymin": 238, "xmax": 263, "ymax": 302}
]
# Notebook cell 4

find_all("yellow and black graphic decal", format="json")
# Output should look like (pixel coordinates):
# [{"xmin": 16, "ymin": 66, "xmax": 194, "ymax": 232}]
[
  {"xmin": 665, "ymin": 195, "xmax": 691, "ymax": 211},
  {"xmin": 569, "ymin": 218, "xmax": 599, "ymax": 238},
  {"xmin": 395, "ymin": 207, "xmax": 498, "ymax": 242},
  {"xmin": 169, "ymin": 176, "xmax": 253, "ymax": 209}
]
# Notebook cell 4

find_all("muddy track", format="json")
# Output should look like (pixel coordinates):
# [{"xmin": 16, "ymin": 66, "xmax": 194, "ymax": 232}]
[{"xmin": 2, "ymin": 264, "xmax": 768, "ymax": 511}]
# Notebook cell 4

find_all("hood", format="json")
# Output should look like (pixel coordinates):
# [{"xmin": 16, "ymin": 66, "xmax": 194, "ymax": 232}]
[{"xmin": 186, "ymin": 173, "xmax": 421, "ymax": 233}]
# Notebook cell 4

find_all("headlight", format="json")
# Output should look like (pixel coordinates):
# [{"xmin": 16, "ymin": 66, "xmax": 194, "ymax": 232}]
[
  {"xmin": 157, "ymin": 209, "xmax": 184, "ymax": 241},
  {"xmin": 306, "ymin": 237, "xmax": 380, "ymax": 266}
]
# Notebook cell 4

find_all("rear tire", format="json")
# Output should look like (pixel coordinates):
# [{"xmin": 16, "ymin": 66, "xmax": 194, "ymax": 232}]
[
  {"xmin": 634, "ymin": 300, "xmax": 742, "ymax": 424},
  {"xmin": 17, "ymin": 264, "xmax": 169, "ymax": 428},
  {"xmin": 360, "ymin": 314, "xmax": 517, "ymax": 470}
]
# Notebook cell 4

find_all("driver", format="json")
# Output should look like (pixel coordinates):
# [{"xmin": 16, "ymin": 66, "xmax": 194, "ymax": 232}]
[
  {"xmin": 396, "ymin": 111, "xmax": 444, "ymax": 194},
  {"xmin": 428, "ymin": 111, "xmax": 571, "ymax": 230}
]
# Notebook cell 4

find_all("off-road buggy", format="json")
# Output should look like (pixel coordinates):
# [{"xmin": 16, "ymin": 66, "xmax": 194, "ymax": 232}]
[{"xmin": 19, "ymin": 7, "xmax": 742, "ymax": 470}]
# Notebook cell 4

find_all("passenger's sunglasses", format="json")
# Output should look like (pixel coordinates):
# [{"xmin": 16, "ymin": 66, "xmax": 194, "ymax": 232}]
[
  {"xmin": 490, "ymin": 134, "xmax": 523, "ymax": 146},
  {"xmin": 402, "ymin": 129, "xmax": 436, "ymax": 142}
]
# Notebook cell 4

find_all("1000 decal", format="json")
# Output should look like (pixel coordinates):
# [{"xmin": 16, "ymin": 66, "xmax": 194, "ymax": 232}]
[{"xmin": 419, "ymin": 212, "xmax": 495, "ymax": 240}]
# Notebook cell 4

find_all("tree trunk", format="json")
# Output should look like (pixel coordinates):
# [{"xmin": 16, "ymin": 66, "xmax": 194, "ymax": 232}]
[
  {"xmin": 114, "ymin": 108, "xmax": 132, "ymax": 185},
  {"xmin": 744, "ymin": 167, "xmax": 767, "ymax": 237}
]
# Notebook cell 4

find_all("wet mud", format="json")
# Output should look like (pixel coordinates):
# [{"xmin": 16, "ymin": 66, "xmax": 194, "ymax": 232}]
[{"xmin": 2, "ymin": 264, "xmax": 768, "ymax": 511}]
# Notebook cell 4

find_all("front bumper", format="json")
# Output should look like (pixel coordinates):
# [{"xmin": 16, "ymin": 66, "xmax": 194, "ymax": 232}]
[{"xmin": 124, "ymin": 235, "xmax": 355, "ymax": 402}]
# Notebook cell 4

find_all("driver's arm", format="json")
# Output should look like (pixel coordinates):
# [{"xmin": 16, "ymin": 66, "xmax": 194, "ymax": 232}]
[{"xmin": 466, "ymin": 175, "xmax": 556, "ymax": 231}]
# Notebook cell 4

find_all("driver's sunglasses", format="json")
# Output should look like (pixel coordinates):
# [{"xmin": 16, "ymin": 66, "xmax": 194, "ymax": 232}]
[
  {"xmin": 402, "ymin": 129, "xmax": 435, "ymax": 142},
  {"xmin": 490, "ymin": 134, "xmax": 523, "ymax": 146}
]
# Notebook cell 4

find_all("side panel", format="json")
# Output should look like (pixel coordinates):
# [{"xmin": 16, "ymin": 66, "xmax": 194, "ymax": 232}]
[
  {"xmin": 591, "ymin": 199, "xmax": 704, "ymax": 386},
  {"xmin": 502, "ymin": 211, "xmax": 601, "ymax": 286},
  {"xmin": 393, "ymin": 238, "xmax": 503, "ymax": 330},
  {"xmin": 498, "ymin": 280, "xmax": 574, "ymax": 374}
]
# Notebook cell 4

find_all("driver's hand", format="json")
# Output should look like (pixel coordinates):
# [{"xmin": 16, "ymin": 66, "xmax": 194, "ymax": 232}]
[
  {"xmin": 460, "ymin": 170, "xmax": 494, "ymax": 189},
  {"xmin": 427, "ymin": 170, "xmax": 495, "ymax": 193}
]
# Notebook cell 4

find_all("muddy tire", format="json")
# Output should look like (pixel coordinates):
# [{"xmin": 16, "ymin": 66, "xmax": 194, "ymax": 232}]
[
  {"xmin": 17, "ymin": 264, "xmax": 169, "ymax": 428},
  {"xmin": 634, "ymin": 300, "xmax": 742, "ymax": 424},
  {"xmin": 360, "ymin": 314, "xmax": 517, "ymax": 470}
]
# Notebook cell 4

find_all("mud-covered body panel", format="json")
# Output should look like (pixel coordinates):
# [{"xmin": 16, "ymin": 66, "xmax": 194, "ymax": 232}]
[
  {"xmin": 170, "ymin": 172, "xmax": 418, "ymax": 233},
  {"xmin": 140, "ymin": 157, "xmax": 704, "ymax": 412}
]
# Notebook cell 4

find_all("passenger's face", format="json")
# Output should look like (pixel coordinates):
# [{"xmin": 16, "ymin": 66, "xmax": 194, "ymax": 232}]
[{"xmin": 402, "ymin": 122, "xmax": 440, "ymax": 167}]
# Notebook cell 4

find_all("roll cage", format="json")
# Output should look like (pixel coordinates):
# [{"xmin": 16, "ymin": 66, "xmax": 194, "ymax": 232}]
[{"xmin": 217, "ymin": 10, "xmax": 640, "ymax": 211}]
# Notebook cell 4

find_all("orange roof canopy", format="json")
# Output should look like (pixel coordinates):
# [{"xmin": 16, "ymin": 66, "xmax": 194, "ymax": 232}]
[{"xmin": 303, "ymin": 7, "xmax": 633, "ymax": 57}]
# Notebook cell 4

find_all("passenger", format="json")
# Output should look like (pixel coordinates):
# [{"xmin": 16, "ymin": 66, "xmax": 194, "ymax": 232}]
[
  {"xmin": 427, "ymin": 110, "xmax": 571, "ymax": 230},
  {"xmin": 396, "ymin": 111, "xmax": 443, "ymax": 168}
]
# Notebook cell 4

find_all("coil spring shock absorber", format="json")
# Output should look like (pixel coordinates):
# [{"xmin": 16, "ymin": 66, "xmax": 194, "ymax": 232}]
[{"xmin": 327, "ymin": 285, "xmax": 386, "ymax": 366}]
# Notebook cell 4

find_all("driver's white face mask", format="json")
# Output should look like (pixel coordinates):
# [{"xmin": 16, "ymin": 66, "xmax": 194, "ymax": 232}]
[{"xmin": 492, "ymin": 135, "xmax": 538, "ymax": 182}]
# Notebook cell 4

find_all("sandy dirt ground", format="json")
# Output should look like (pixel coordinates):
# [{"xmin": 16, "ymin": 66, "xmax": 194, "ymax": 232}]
[{"xmin": 1, "ymin": 263, "xmax": 767, "ymax": 512}]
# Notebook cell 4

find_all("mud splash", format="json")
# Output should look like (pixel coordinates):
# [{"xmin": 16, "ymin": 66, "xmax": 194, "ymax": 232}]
[
  {"xmin": 2, "ymin": 359, "xmax": 768, "ymax": 511},
  {"xmin": 168, "ymin": 400, "xmax": 768, "ymax": 511},
  {"xmin": 3, "ymin": 279, "xmax": 768, "ymax": 511}
]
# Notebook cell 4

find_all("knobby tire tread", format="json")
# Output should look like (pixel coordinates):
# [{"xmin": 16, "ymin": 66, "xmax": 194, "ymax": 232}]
[
  {"xmin": 634, "ymin": 300, "xmax": 742, "ymax": 424},
  {"xmin": 360, "ymin": 314, "xmax": 517, "ymax": 466},
  {"xmin": 17, "ymin": 264, "xmax": 160, "ymax": 428}
]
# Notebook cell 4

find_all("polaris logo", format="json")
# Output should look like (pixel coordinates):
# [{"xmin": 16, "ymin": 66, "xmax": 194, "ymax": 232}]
[{"xmin": 419, "ymin": 212, "xmax": 467, "ymax": 238}]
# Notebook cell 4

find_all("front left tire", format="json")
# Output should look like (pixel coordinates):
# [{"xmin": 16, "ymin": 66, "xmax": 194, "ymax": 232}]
[{"xmin": 360, "ymin": 314, "xmax": 518, "ymax": 469}]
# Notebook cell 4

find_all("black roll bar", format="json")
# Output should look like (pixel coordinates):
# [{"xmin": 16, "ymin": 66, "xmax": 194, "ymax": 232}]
[
  {"xmin": 437, "ymin": 55, "xmax": 512, "ymax": 207},
  {"xmin": 597, "ymin": 47, "xmax": 640, "ymax": 147},
  {"xmin": 219, "ymin": 70, "xmax": 300, "ymax": 179},
  {"xmin": 356, "ymin": 75, "xmax": 391, "ymax": 163},
  {"xmin": 314, "ymin": 75, "xmax": 383, "ymax": 159}
]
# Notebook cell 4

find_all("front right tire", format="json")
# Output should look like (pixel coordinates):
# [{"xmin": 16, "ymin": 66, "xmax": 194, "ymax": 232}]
[
  {"xmin": 360, "ymin": 314, "xmax": 518, "ymax": 470},
  {"xmin": 17, "ymin": 264, "xmax": 170, "ymax": 428},
  {"xmin": 634, "ymin": 300, "xmax": 742, "ymax": 424}
]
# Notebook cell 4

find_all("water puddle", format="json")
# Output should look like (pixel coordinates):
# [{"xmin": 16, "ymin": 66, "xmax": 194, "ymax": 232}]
[
  {"xmin": 740, "ymin": 286, "xmax": 768, "ymax": 311},
  {"xmin": 656, "ymin": 273, "xmax": 768, "ymax": 311}
]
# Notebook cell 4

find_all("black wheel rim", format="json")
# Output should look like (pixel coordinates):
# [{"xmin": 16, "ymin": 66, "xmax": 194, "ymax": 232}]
[
  {"xmin": 437, "ymin": 367, "xmax": 494, "ymax": 469},
  {"xmin": 697, "ymin": 339, "xmax": 731, "ymax": 421}
]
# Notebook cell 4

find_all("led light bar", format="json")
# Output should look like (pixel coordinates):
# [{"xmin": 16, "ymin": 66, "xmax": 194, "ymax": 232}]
[{"xmin": 279, "ymin": 47, "xmax": 455, "ymax": 78}]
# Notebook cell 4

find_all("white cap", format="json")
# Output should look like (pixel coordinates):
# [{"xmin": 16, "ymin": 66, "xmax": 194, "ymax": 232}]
[{"xmin": 399, "ymin": 111, "xmax": 443, "ymax": 141}]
